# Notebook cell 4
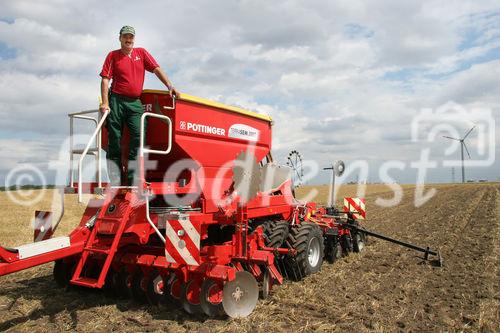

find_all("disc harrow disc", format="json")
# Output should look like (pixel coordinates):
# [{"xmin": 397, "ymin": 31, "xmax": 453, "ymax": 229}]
[
  {"xmin": 146, "ymin": 270, "xmax": 164, "ymax": 306},
  {"xmin": 181, "ymin": 279, "xmax": 203, "ymax": 314},
  {"xmin": 200, "ymin": 279, "xmax": 225, "ymax": 317},
  {"xmin": 131, "ymin": 270, "xmax": 148, "ymax": 303},
  {"xmin": 163, "ymin": 274, "xmax": 181, "ymax": 307},
  {"xmin": 113, "ymin": 267, "xmax": 133, "ymax": 298},
  {"xmin": 222, "ymin": 271, "xmax": 259, "ymax": 318},
  {"xmin": 260, "ymin": 268, "xmax": 271, "ymax": 299}
]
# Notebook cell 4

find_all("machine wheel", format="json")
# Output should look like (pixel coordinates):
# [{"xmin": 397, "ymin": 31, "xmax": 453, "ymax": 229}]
[
  {"xmin": 163, "ymin": 274, "xmax": 182, "ymax": 307},
  {"xmin": 146, "ymin": 270, "xmax": 164, "ymax": 306},
  {"xmin": 325, "ymin": 237, "xmax": 342, "ymax": 264},
  {"xmin": 352, "ymin": 231, "xmax": 366, "ymax": 253},
  {"xmin": 285, "ymin": 223, "xmax": 324, "ymax": 280},
  {"xmin": 113, "ymin": 267, "xmax": 133, "ymax": 298},
  {"xmin": 53, "ymin": 259, "xmax": 74, "ymax": 287},
  {"xmin": 340, "ymin": 234, "xmax": 353, "ymax": 256},
  {"xmin": 222, "ymin": 271, "xmax": 259, "ymax": 318},
  {"xmin": 261, "ymin": 220, "xmax": 289, "ymax": 248},
  {"xmin": 131, "ymin": 270, "xmax": 148, "ymax": 303},
  {"xmin": 261, "ymin": 220, "xmax": 289, "ymax": 276},
  {"xmin": 200, "ymin": 279, "xmax": 225, "ymax": 318},
  {"xmin": 180, "ymin": 279, "xmax": 203, "ymax": 314}
]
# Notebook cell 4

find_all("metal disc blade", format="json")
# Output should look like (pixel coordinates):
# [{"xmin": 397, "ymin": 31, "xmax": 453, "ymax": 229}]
[
  {"xmin": 163, "ymin": 275, "xmax": 181, "ymax": 307},
  {"xmin": 260, "ymin": 268, "xmax": 271, "ymax": 299},
  {"xmin": 222, "ymin": 271, "xmax": 259, "ymax": 318},
  {"xmin": 200, "ymin": 279, "xmax": 225, "ymax": 318},
  {"xmin": 180, "ymin": 281, "xmax": 203, "ymax": 314}
]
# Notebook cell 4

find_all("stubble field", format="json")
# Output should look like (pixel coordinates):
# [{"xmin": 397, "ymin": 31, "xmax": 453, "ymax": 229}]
[{"xmin": 0, "ymin": 183, "xmax": 498, "ymax": 332}]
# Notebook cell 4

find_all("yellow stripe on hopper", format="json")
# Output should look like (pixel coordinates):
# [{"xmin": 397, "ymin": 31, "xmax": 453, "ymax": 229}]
[{"xmin": 142, "ymin": 89, "xmax": 273, "ymax": 123}]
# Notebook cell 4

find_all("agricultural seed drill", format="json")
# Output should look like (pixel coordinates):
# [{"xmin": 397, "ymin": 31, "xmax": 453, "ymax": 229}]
[{"xmin": 0, "ymin": 90, "xmax": 441, "ymax": 318}]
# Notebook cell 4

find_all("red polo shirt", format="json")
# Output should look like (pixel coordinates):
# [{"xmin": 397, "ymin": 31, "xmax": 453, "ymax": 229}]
[{"xmin": 100, "ymin": 47, "xmax": 159, "ymax": 98}]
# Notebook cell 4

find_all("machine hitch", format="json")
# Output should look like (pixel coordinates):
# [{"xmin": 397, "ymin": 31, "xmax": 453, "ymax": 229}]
[{"xmin": 346, "ymin": 223, "xmax": 443, "ymax": 267}]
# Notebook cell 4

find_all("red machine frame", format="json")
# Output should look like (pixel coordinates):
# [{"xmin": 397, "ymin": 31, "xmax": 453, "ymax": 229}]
[{"xmin": 0, "ymin": 89, "xmax": 371, "ymax": 318}]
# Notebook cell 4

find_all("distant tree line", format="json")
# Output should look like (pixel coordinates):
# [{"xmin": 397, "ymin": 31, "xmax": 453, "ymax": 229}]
[{"xmin": 0, "ymin": 185, "xmax": 56, "ymax": 191}]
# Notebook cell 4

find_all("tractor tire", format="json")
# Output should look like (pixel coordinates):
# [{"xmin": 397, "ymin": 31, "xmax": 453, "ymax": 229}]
[
  {"xmin": 261, "ymin": 220, "xmax": 289, "ymax": 248},
  {"xmin": 261, "ymin": 220, "xmax": 289, "ymax": 278},
  {"xmin": 285, "ymin": 223, "xmax": 324, "ymax": 281}
]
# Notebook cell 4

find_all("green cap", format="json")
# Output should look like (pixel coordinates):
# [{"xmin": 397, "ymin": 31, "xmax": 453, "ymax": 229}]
[{"xmin": 119, "ymin": 25, "xmax": 135, "ymax": 36}]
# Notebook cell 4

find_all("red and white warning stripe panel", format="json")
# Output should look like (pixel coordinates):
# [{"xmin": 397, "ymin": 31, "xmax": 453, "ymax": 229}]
[
  {"xmin": 343, "ymin": 197, "xmax": 366, "ymax": 220},
  {"xmin": 33, "ymin": 210, "xmax": 54, "ymax": 242},
  {"xmin": 165, "ymin": 214, "xmax": 201, "ymax": 266}
]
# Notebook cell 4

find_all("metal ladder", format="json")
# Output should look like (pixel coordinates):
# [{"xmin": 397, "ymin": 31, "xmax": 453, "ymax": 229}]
[{"xmin": 70, "ymin": 191, "xmax": 132, "ymax": 288}]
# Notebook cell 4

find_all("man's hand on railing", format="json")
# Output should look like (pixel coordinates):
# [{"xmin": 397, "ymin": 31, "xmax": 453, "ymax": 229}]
[
  {"xmin": 170, "ymin": 87, "xmax": 180, "ymax": 99},
  {"xmin": 99, "ymin": 103, "xmax": 110, "ymax": 113}
]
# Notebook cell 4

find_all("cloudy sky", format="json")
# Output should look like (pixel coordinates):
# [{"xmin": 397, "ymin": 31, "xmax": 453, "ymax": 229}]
[{"xmin": 0, "ymin": 0, "xmax": 499, "ymax": 186}]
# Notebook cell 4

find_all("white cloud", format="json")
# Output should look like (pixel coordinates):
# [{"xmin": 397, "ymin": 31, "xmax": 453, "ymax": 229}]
[{"xmin": 0, "ymin": 0, "xmax": 499, "ymax": 184}]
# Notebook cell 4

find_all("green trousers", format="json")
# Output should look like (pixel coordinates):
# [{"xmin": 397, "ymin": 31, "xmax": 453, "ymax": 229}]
[{"xmin": 106, "ymin": 92, "xmax": 144, "ymax": 186}]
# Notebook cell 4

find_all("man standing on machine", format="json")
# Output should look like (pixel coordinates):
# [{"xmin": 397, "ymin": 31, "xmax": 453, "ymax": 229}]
[{"xmin": 99, "ymin": 25, "xmax": 179, "ymax": 186}]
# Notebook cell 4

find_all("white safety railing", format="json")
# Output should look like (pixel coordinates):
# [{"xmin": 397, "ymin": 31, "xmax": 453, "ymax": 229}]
[
  {"xmin": 68, "ymin": 109, "xmax": 109, "ymax": 203},
  {"xmin": 139, "ymin": 109, "xmax": 174, "ymax": 244},
  {"xmin": 139, "ymin": 112, "xmax": 173, "ymax": 157}
]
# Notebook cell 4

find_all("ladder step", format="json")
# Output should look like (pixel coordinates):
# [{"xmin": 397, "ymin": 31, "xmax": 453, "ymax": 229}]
[
  {"xmin": 71, "ymin": 277, "xmax": 99, "ymax": 288},
  {"xmin": 72, "ymin": 148, "xmax": 99, "ymax": 155},
  {"xmin": 71, "ymin": 198, "xmax": 131, "ymax": 290},
  {"xmin": 64, "ymin": 186, "xmax": 105, "ymax": 195}
]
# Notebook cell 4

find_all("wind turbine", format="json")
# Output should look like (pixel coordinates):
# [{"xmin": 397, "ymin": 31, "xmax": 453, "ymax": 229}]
[{"xmin": 443, "ymin": 126, "xmax": 475, "ymax": 183}]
